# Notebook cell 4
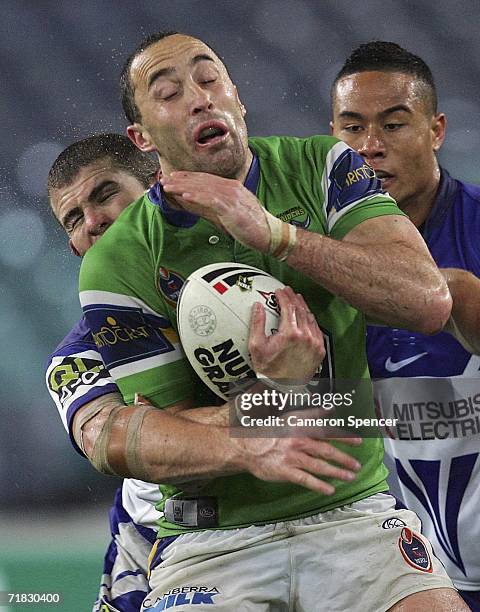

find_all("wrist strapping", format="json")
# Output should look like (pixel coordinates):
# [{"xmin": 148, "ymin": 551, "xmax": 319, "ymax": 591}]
[
  {"xmin": 256, "ymin": 372, "xmax": 311, "ymax": 396},
  {"xmin": 263, "ymin": 208, "xmax": 297, "ymax": 261}
]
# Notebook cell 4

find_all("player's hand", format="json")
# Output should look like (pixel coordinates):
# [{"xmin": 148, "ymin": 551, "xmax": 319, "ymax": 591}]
[
  {"xmin": 237, "ymin": 434, "xmax": 362, "ymax": 495},
  {"xmin": 248, "ymin": 286, "xmax": 325, "ymax": 383},
  {"xmin": 160, "ymin": 171, "xmax": 271, "ymax": 252}
]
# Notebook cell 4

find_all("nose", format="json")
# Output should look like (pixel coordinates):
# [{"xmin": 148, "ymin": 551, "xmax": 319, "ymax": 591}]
[
  {"xmin": 188, "ymin": 81, "xmax": 214, "ymax": 115},
  {"xmin": 357, "ymin": 126, "xmax": 386, "ymax": 161},
  {"xmin": 84, "ymin": 207, "xmax": 111, "ymax": 236}
]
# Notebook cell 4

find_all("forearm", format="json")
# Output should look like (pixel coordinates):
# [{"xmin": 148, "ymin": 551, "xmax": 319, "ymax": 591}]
[
  {"xmin": 286, "ymin": 226, "xmax": 451, "ymax": 334},
  {"xmin": 173, "ymin": 404, "xmax": 230, "ymax": 426},
  {"xmin": 77, "ymin": 393, "xmax": 362, "ymax": 494},
  {"xmin": 138, "ymin": 407, "xmax": 240, "ymax": 483},
  {"xmin": 442, "ymin": 268, "xmax": 480, "ymax": 354},
  {"xmin": 77, "ymin": 396, "xmax": 242, "ymax": 483}
]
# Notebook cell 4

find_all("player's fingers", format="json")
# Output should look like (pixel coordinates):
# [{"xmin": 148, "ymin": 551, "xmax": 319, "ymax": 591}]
[
  {"xmin": 301, "ymin": 438, "xmax": 362, "ymax": 472},
  {"xmin": 295, "ymin": 292, "xmax": 321, "ymax": 335},
  {"xmin": 248, "ymin": 302, "xmax": 267, "ymax": 353},
  {"xmin": 300, "ymin": 455, "xmax": 358, "ymax": 482},
  {"xmin": 275, "ymin": 288, "xmax": 297, "ymax": 332},
  {"xmin": 323, "ymin": 436, "xmax": 363, "ymax": 447},
  {"xmin": 293, "ymin": 294, "xmax": 309, "ymax": 331},
  {"xmin": 287, "ymin": 468, "xmax": 335, "ymax": 495}
]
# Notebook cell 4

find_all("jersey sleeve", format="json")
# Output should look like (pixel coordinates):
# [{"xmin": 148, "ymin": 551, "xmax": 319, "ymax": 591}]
[
  {"xmin": 45, "ymin": 343, "xmax": 118, "ymax": 456},
  {"xmin": 79, "ymin": 232, "xmax": 195, "ymax": 408},
  {"xmin": 317, "ymin": 139, "xmax": 406, "ymax": 239}
]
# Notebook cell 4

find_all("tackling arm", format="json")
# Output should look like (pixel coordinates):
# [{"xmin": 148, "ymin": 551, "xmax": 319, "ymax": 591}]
[
  {"xmin": 441, "ymin": 268, "xmax": 480, "ymax": 355},
  {"xmin": 160, "ymin": 165, "xmax": 451, "ymax": 335},
  {"xmin": 73, "ymin": 290, "xmax": 361, "ymax": 494},
  {"xmin": 73, "ymin": 389, "xmax": 361, "ymax": 495},
  {"xmin": 286, "ymin": 214, "xmax": 452, "ymax": 335}
]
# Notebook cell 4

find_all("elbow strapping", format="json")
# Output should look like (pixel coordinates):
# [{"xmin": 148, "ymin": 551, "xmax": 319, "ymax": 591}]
[{"xmin": 83, "ymin": 403, "xmax": 155, "ymax": 480}]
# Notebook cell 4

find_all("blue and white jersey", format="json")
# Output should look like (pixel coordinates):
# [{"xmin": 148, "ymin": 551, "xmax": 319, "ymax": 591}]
[
  {"xmin": 45, "ymin": 316, "xmax": 119, "ymax": 455},
  {"xmin": 45, "ymin": 319, "xmax": 162, "ymax": 529},
  {"xmin": 368, "ymin": 170, "xmax": 480, "ymax": 590}
]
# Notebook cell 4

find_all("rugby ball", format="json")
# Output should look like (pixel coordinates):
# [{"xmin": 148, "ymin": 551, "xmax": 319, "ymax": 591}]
[{"xmin": 177, "ymin": 262, "xmax": 285, "ymax": 400}]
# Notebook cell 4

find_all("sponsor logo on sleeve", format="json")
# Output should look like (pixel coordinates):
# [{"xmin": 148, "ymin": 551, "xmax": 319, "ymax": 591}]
[
  {"xmin": 325, "ymin": 146, "xmax": 383, "ymax": 220},
  {"xmin": 49, "ymin": 357, "xmax": 111, "ymax": 406},
  {"xmin": 87, "ymin": 307, "xmax": 177, "ymax": 370}
]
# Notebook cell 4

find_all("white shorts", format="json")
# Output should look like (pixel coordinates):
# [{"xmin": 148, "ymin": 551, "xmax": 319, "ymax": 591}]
[{"xmin": 142, "ymin": 493, "xmax": 454, "ymax": 612}]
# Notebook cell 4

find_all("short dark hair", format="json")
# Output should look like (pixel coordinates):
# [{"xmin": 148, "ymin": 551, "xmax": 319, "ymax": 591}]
[
  {"xmin": 120, "ymin": 30, "xmax": 180, "ymax": 124},
  {"xmin": 331, "ymin": 41, "xmax": 437, "ymax": 114},
  {"xmin": 120, "ymin": 31, "xmax": 224, "ymax": 124},
  {"xmin": 47, "ymin": 133, "xmax": 158, "ymax": 194}
]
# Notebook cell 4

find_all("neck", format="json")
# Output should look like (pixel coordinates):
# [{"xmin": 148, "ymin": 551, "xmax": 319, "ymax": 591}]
[
  {"xmin": 162, "ymin": 148, "xmax": 254, "ymax": 210},
  {"xmin": 236, "ymin": 148, "xmax": 254, "ymax": 184},
  {"xmin": 399, "ymin": 167, "xmax": 441, "ymax": 227}
]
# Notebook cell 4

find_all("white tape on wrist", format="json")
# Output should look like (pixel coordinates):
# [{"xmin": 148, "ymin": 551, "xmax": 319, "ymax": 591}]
[
  {"xmin": 256, "ymin": 372, "xmax": 311, "ymax": 396},
  {"xmin": 263, "ymin": 208, "xmax": 297, "ymax": 261}
]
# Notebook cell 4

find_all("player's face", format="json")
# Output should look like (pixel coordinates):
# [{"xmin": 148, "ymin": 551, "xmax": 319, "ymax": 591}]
[
  {"xmin": 50, "ymin": 160, "xmax": 146, "ymax": 256},
  {"xmin": 128, "ymin": 34, "xmax": 251, "ymax": 181},
  {"xmin": 331, "ymin": 71, "xmax": 445, "ymax": 221}
]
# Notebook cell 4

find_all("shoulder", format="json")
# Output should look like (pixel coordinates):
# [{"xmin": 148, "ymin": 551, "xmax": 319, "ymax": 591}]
[
  {"xmin": 456, "ymin": 178, "xmax": 480, "ymax": 207},
  {"xmin": 46, "ymin": 317, "xmax": 96, "ymax": 367},
  {"xmin": 248, "ymin": 135, "xmax": 345, "ymax": 183},
  {"xmin": 79, "ymin": 192, "xmax": 158, "ymax": 293},
  {"xmin": 248, "ymin": 134, "xmax": 340, "ymax": 160}
]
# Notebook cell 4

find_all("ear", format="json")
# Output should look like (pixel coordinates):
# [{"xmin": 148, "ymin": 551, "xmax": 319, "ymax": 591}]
[
  {"xmin": 234, "ymin": 86, "xmax": 246, "ymax": 117},
  {"xmin": 432, "ymin": 113, "xmax": 446, "ymax": 152},
  {"xmin": 69, "ymin": 240, "xmax": 81, "ymax": 257},
  {"xmin": 329, "ymin": 120, "xmax": 335, "ymax": 136},
  {"xmin": 127, "ymin": 124, "xmax": 157, "ymax": 153}
]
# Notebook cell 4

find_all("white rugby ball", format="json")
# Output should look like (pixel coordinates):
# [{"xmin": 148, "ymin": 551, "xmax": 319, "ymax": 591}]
[{"xmin": 177, "ymin": 262, "xmax": 285, "ymax": 400}]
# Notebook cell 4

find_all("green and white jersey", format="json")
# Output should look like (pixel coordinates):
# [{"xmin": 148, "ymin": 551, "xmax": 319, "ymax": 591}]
[{"xmin": 80, "ymin": 135, "xmax": 402, "ymax": 537}]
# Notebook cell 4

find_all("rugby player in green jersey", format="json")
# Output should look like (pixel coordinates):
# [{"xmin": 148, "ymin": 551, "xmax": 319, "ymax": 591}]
[
  {"xmin": 76, "ymin": 32, "xmax": 466, "ymax": 611},
  {"xmin": 50, "ymin": 134, "xmax": 353, "ymax": 611}
]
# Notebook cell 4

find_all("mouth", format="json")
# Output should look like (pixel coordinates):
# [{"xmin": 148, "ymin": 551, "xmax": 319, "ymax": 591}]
[
  {"xmin": 373, "ymin": 169, "xmax": 394, "ymax": 182},
  {"xmin": 193, "ymin": 121, "xmax": 229, "ymax": 148}
]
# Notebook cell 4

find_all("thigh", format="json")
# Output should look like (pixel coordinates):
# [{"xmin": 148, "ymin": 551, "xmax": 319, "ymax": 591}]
[
  {"xmin": 142, "ymin": 526, "xmax": 291, "ymax": 611},
  {"xmin": 293, "ymin": 495, "xmax": 455, "ymax": 612}
]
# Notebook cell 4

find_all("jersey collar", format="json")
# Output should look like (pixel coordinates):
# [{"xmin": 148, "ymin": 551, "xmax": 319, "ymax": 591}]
[
  {"xmin": 147, "ymin": 152, "xmax": 260, "ymax": 228},
  {"xmin": 420, "ymin": 168, "xmax": 458, "ymax": 239}
]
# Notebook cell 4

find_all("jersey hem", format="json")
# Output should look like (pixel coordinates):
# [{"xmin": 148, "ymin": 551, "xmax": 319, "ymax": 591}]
[{"xmin": 155, "ymin": 481, "xmax": 389, "ymax": 537}]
